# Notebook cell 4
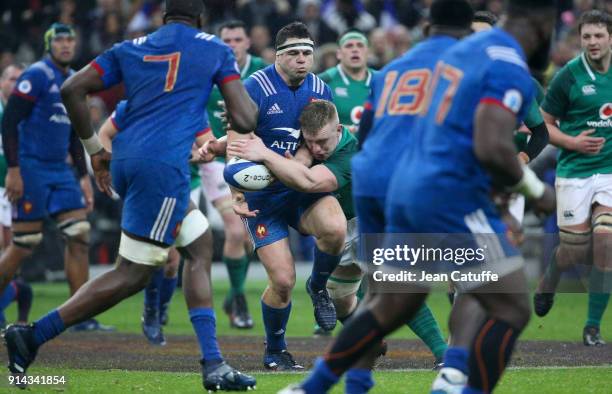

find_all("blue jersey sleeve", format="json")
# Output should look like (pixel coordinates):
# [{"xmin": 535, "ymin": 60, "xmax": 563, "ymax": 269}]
[
  {"xmin": 111, "ymin": 100, "xmax": 128, "ymax": 130},
  {"xmin": 91, "ymin": 43, "xmax": 124, "ymax": 89},
  {"xmin": 480, "ymin": 60, "xmax": 534, "ymax": 124},
  {"xmin": 12, "ymin": 67, "xmax": 47, "ymax": 102},
  {"xmin": 213, "ymin": 45, "xmax": 240, "ymax": 86},
  {"xmin": 196, "ymin": 111, "xmax": 211, "ymax": 137}
]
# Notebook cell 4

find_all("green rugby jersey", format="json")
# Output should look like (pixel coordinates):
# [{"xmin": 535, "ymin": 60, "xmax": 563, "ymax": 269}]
[
  {"xmin": 206, "ymin": 54, "xmax": 267, "ymax": 140},
  {"xmin": 318, "ymin": 65, "xmax": 374, "ymax": 131},
  {"xmin": 315, "ymin": 125, "xmax": 358, "ymax": 219},
  {"xmin": 542, "ymin": 53, "xmax": 612, "ymax": 178},
  {"xmin": 514, "ymin": 77, "xmax": 545, "ymax": 152},
  {"xmin": 0, "ymin": 101, "xmax": 7, "ymax": 188}
]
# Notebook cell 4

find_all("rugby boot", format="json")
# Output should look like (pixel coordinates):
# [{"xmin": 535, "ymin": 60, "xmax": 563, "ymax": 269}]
[
  {"xmin": 202, "ymin": 360, "xmax": 256, "ymax": 391},
  {"xmin": 306, "ymin": 277, "xmax": 337, "ymax": 331}
]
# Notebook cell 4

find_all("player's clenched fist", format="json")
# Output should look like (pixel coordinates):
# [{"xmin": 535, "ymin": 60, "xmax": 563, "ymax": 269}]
[{"xmin": 4, "ymin": 167, "xmax": 24, "ymax": 203}]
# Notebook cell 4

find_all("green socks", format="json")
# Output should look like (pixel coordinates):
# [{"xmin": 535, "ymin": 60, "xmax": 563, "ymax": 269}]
[
  {"xmin": 407, "ymin": 303, "xmax": 447, "ymax": 359},
  {"xmin": 224, "ymin": 255, "xmax": 250, "ymax": 296},
  {"xmin": 586, "ymin": 267, "xmax": 611, "ymax": 328}
]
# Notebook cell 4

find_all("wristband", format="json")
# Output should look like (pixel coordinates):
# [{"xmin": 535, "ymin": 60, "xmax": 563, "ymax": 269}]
[
  {"xmin": 509, "ymin": 164, "xmax": 545, "ymax": 199},
  {"xmin": 80, "ymin": 134, "xmax": 104, "ymax": 155}
]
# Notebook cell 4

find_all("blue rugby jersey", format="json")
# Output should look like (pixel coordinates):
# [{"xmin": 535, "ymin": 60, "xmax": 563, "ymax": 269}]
[
  {"xmin": 352, "ymin": 35, "xmax": 459, "ymax": 199},
  {"xmin": 92, "ymin": 23, "xmax": 239, "ymax": 174},
  {"xmin": 12, "ymin": 57, "xmax": 74, "ymax": 162},
  {"xmin": 388, "ymin": 28, "xmax": 534, "ymax": 210},
  {"xmin": 243, "ymin": 64, "xmax": 332, "ymax": 192}
]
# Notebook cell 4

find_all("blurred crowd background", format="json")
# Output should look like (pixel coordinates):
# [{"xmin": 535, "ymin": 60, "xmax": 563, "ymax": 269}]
[{"xmin": 1, "ymin": 0, "xmax": 610, "ymax": 279}]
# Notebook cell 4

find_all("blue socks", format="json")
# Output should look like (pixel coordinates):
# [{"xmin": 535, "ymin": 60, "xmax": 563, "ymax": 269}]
[
  {"xmin": 261, "ymin": 300, "xmax": 291, "ymax": 352},
  {"xmin": 144, "ymin": 268, "xmax": 164, "ymax": 310},
  {"xmin": 302, "ymin": 357, "xmax": 340, "ymax": 393},
  {"xmin": 0, "ymin": 282, "xmax": 17, "ymax": 322},
  {"xmin": 33, "ymin": 309, "xmax": 65, "ymax": 346},
  {"xmin": 189, "ymin": 307, "xmax": 223, "ymax": 367},
  {"xmin": 443, "ymin": 346, "xmax": 469, "ymax": 375},
  {"xmin": 159, "ymin": 275, "xmax": 178, "ymax": 308},
  {"xmin": 310, "ymin": 247, "xmax": 342, "ymax": 292},
  {"xmin": 345, "ymin": 368, "xmax": 374, "ymax": 393}
]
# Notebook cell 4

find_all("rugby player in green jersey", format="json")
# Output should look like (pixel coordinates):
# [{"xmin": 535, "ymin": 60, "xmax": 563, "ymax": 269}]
[
  {"xmin": 318, "ymin": 30, "xmax": 374, "ymax": 134},
  {"xmin": 535, "ymin": 10, "xmax": 612, "ymax": 346},
  {"xmin": 203, "ymin": 20, "xmax": 267, "ymax": 329}
]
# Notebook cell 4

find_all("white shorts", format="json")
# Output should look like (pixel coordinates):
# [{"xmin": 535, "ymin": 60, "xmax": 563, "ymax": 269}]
[
  {"xmin": 0, "ymin": 188, "xmax": 11, "ymax": 227},
  {"xmin": 508, "ymin": 194, "xmax": 525, "ymax": 224},
  {"xmin": 556, "ymin": 174, "xmax": 612, "ymax": 227},
  {"xmin": 339, "ymin": 217, "xmax": 360, "ymax": 268},
  {"xmin": 199, "ymin": 161, "xmax": 231, "ymax": 203}
]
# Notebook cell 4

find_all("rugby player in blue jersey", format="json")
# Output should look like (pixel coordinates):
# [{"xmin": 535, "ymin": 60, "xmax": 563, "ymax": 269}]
[
  {"xmin": 228, "ymin": 22, "xmax": 348, "ymax": 370},
  {"xmin": 0, "ymin": 24, "xmax": 113, "ymax": 332},
  {"xmin": 286, "ymin": 1, "xmax": 557, "ymax": 393},
  {"xmin": 3, "ymin": 0, "xmax": 259, "ymax": 391}
]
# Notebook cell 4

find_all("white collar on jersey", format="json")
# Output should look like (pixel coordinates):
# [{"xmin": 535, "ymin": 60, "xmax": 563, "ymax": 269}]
[{"xmin": 337, "ymin": 64, "xmax": 372, "ymax": 87}]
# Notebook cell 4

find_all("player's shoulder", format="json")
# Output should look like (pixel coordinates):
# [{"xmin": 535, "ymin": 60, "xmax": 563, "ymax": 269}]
[
  {"xmin": 470, "ymin": 30, "xmax": 525, "ymax": 69},
  {"xmin": 246, "ymin": 65, "xmax": 278, "ymax": 97},
  {"xmin": 309, "ymin": 73, "xmax": 330, "ymax": 96},
  {"xmin": 317, "ymin": 67, "xmax": 337, "ymax": 82},
  {"xmin": 25, "ymin": 60, "xmax": 55, "ymax": 82}
]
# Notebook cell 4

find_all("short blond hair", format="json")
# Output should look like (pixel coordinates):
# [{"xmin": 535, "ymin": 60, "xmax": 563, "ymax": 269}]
[{"xmin": 299, "ymin": 100, "xmax": 338, "ymax": 134}]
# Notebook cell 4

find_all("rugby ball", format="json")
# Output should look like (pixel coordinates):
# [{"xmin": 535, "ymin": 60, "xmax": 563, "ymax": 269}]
[{"xmin": 223, "ymin": 157, "xmax": 274, "ymax": 191}]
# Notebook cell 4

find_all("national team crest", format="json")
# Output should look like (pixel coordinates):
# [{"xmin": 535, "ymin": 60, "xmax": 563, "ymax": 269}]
[
  {"xmin": 23, "ymin": 201, "xmax": 33, "ymax": 214},
  {"xmin": 255, "ymin": 224, "xmax": 268, "ymax": 239}
]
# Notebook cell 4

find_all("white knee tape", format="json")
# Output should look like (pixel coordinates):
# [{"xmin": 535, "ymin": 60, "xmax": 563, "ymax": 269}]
[
  {"xmin": 593, "ymin": 213, "xmax": 612, "ymax": 233},
  {"xmin": 326, "ymin": 277, "xmax": 361, "ymax": 300},
  {"xmin": 119, "ymin": 233, "xmax": 169, "ymax": 266},
  {"xmin": 174, "ymin": 209, "xmax": 209, "ymax": 248},
  {"xmin": 58, "ymin": 219, "xmax": 91, "ymax": 237}
]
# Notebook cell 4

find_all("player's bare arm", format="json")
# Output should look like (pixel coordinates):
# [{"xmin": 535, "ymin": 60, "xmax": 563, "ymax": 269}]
[
  {"xmin": 61, "ymin": 65, "xmax": 113, "ymax": 196},
  {"xmin": 542, "ymin": 109, "xmax": 604, "ymax": 154},
  {"xmin": 228, "ymin": 136, "xmax": 338, "ymax": 193},
  {"xmin": 98, "ymin": 116, "xmax": 118, "ymax": 153},
  {"xmin": 219, "ymin": 79, "xmax": 258, "ymax": 133}
]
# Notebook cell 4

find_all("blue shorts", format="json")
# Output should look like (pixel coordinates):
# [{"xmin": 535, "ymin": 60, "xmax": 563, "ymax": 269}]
[
  {"xmin": 354, "ymin": 195, "xmax": 386, "ymax": 234},
  {"xmin": 243, "ymin": 188, "xmax": 327, "ymax": 249},
  {"xmin": 383, "ymin": 193, "xmax": 520, "ymax": 273},
  {"xmin": 111, "ymin": 159, "xmax": 189, "ymax": 246},
  {"xmin": 14, "ymin": 160, "xmax": 85, "ymax": 222}
]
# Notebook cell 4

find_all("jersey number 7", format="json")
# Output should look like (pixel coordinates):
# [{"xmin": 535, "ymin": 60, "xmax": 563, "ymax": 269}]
[{"xmin": 143, "ymin": 52, "xmax": 181, "ymax": 92}]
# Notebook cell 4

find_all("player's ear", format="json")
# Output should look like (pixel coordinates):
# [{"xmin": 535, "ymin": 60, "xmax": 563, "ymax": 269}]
[{"xmin": 336, "ymin": 48, "xmax": 342, "ymax": 61}]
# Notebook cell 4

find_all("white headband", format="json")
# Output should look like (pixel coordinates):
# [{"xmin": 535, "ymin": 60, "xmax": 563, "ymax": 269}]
[{"xmin": 276, "ymin": 38, "xmax": 315, "ymax": 55}]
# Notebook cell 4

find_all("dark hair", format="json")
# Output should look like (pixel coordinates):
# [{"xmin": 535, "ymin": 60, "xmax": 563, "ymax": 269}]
[
  {"xmin": 578, "ymin": 10, "xmax": 612, "ymax": 34},
  {"xmin": 165, "ymin": 0, "xmax": 204, "ymax": 20},
  {"xmin": 218, "ymin": 20, "xmax": 248, "ymax": 35},
  {"xmin": 299, "ymin": 101, "xmax": 338, "ymax": 134},
  {"xmin": 275, "ymin": 22, "xmax": 313, "ymax": 49},
  {"xmin": 430, "ymin": 0, "xmax": 473, "ymax": 29},
  {"xmin": 473, "ymin": 11, "xmax": 498, "ymax": 26}
]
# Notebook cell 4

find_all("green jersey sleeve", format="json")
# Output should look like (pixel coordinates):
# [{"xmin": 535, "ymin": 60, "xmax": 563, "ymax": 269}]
[{"xmin": 541, "ymin": 66, "xmax": 574, "ymax": 119}]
